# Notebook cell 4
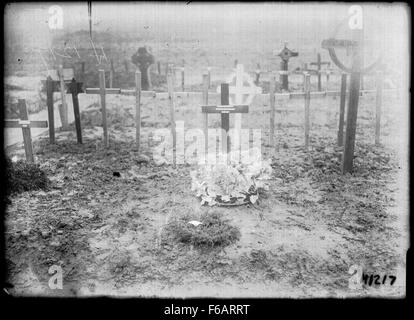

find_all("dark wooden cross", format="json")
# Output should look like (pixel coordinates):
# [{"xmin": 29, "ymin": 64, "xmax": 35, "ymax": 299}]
[
  {"xmin": 201, "ymin": 83, "xmax": 248, "ymax": 158},
  {"xmin": 277, "ymin": 43, "xmax": 299, "ymax": 91},
  {"xmin": 310, "ymin": 53, "xmax": 330, "ymax": 91},
  {"xmin": 5, "ymin": 99, "xmax": 48, "ymax": 162},
  {"xmin": 322, "ymin": 25, "xmax": 381, "ymax": 174},
  {"xmin": 41, "ymin": 76, "xmax": 84, "ymax": 144}
]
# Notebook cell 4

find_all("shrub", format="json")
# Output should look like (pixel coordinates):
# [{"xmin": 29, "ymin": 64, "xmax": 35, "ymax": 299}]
[
  {"xmin": 163, "ymin": 211, "xmax": 240, "ymax": 248},
  {"xmin": 6, "ymin": 157, "xmax": 49, "ymax": 195}
]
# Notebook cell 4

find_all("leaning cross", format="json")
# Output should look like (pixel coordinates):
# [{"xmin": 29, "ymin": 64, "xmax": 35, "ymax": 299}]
[{"xmin": 202, "ymin": 83, "xmax": 249, "ymax": 162}]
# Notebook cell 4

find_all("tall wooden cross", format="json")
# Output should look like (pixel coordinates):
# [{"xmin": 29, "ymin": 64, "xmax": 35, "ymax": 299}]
[
  {"xmin": 322, "ymin": 9, "xmax": 382, "ymax": 174},
  {"xmin": 5, "ymin": 99, "xmax": 48, "ymax": 162},
  {"xmin": 85, "ymin": 70, "xmax": 142, "ymax": 148},
  {"xmin": 218, "ymin": 64, "xmax": 261, "ymax": 159},
  {"xmin": 202, "ymin": 83, "xmax": 248, "ymax": 162},
  {"xmin": 310, "ymin": 53, "xmax": 330, "ymax": 91}
]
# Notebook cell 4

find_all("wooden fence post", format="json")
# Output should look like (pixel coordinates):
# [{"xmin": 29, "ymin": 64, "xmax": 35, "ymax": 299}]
[
  {"xmin": 304, "ymin": 73, "xmax": 311, "ymax": 150},
  {"xmin": 207, "ymin": 67, "xmax": 211, "ymax": 89},
  {"xmin": 342, "ymin": 69, "xmax": 361, "ymax": 174},
  {"xmin": 255, "ymin": 63, "xmax": 261, "ymax": 85},
  {"xmin": 70, "ymin": 79, "xmax": 82, "ymax": 144},
  {"xmin": 202, "ymin": 71, "xmax": 209, "ymax": 163},
  {"xmin": 98, "ymin": 69, "xmax": 108, "ymax": 147},
  {"xmin": 135, "ymin": 70, "xmax": 142, "ymax": 151},
  {"xmin": 109, "ymin": 59, "xmax": 114, "ymax": 88},
  {"xmin": 337, "ymin": 73, "xmax": 347, "ymax": 146},
  {"xmin": 221, "ymin": 83, "xmax": 230, "ymax": 157},
  {"xmin": 58, "ymin": 65, "xmax": 69, "ymax": 130},
  {"xmin": 269, "ymin": 74, "xmax": 276, "ymax": 150},
  {"xmin": 181, "ymin": 67, "xmax": 185, "ymax": 92},
  {"xmin": 157, "ymin": 61, "xmax": 161, "ymax": 75},
  {"xmin": 375, "ymin": 71, "xmax": 383, "ymax": 145},
  {"xmin": 46, "ymin": 76, "xmax": 55, "ymax": 144},
  {"xmin": 81, "ymin": 61, "xmax": 85, "ymax": 83},
  {"xmin": 167, "ymin": 71, "xmax": 176, "ymax": 166},
  {"xmin": 18, "ymin": 99, "xmax": 34, "ymax": 162}
]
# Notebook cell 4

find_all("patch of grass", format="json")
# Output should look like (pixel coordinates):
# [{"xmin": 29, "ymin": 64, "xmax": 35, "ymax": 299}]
[
  {"xmin": 164, "ymin": 211, "xmax": 241, "ymax": 248},
  {"xmin": 6, "ymin": 157, "xmax": 49, "ymax": 195}
]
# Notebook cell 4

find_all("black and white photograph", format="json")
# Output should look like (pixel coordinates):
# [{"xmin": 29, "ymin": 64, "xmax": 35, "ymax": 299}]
[{"xmin": 2, "ymin": 2, "xmax": 410, "ymax": 300}]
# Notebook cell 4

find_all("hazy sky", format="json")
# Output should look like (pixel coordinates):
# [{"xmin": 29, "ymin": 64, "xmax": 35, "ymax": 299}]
[
  {"xmin": 5, "ymin": 2, "xmax": 409, "ymax": 70},
  {"xmin": 5, "ymin": 2, "xmax": 408, "ymax": 38}
]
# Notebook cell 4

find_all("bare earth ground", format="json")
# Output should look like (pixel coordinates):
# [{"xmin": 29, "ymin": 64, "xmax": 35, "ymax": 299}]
[{"xmin": 4, "ymin": 87, "xmax": 408, "ymax": 298}]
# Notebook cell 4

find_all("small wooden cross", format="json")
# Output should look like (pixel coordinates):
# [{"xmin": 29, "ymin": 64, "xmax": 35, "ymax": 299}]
[
  {"xmin": 5, "ymin": 99, "xmax": 48, "ymax": 162},
  {"xmin": 310, "ymin": 53, "xmax": 330, "ymax": 91},
  {"xmin": 201, "ymin": 83, "xmax": 248, "ymax": 159}
]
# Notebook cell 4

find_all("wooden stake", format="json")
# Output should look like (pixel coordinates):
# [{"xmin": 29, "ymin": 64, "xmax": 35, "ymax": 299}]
[
  {"xmin": 202, "ymin": 72, "xmax": 209, "ymax": 162},
  {"xmin": 181, "ymin": 67, "xmax": 185, "ymax": 92},
  {"xmin": 255, "ymin": 63, "xmax": 261, "ymax": 85},
  {"xmin": 109, "ymin": 59, "xmax": 114, "ymax": 88},
  {"xmin": 70, "ymin": 79, "xmax": 82, "ymax": 144},
  {"xmin": 135, "ymin": 70, "xmax": 142, "ymax": 151},
  {"xmin": 207, "ymin": 67, "xmax": 211, "ymax": 89},
  {"xmin": 304, "ymin": 73, "xmax": 311, "ymax": 150},
  {"xmin": 338, "ymin": 73, "xmax": 347, "ymax": 146},
  {"xmin": 18, "ymin": 99, "xmax": 34, "ymax": 162},
  {"xmin": 157, "ymin": 61, "xmax": 161, "ymax": 75},
  {"xmin": 269, "ymin": 74, "xmax": 276, "ymax": 149},
  {"xmin": 342, "ymin": 69, "xmax": 361, "ymax": 174},
  {"xmin": 147, "ymin": 65, "xmax": 153, "ymax": 91},
  {"xmin": 98, "ymin": 69, "xmax": 108, "ymax": 147},
  {"xmin": 58, "ymin": 65, "xmax": 69, "ymax": 129},
  {"xmin": 167, "ymin": 71, "xmax": 176, "ymax": 166},
  {"xmin": 124, "ymin": 60, "xmax": 129, "ymax": 73},
  {"xmin": 375, "ymin": 71, "xmax": 383, "ymax": 145},
  {"xmin": 81, "ymin": 61, "xmax": 85, "ymax": 83},
  {"xmin": 46, "ymin": 76, "xmax": 55, "ymax": 144},
  {"xmin": 316, "ymin": 54, "xmax": 322, "ymax": 92},
  {"xmin": 221, "ymin": 83, "xmax": 230, "ymax": 156}
]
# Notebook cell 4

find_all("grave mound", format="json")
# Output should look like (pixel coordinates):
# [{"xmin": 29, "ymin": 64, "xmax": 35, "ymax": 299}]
[
  {"xmin": 6, "ymin": 157, "xmax": 49, "ymax": 196},
  {"xmin": 163, "ymin": 211, "xmax": 241, "ymax": 249}
]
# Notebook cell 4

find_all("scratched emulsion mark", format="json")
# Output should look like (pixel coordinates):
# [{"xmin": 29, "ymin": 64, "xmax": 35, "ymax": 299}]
[{"xmin": 31, "ymin": 40, "xmax": 109, "ymax": 72}]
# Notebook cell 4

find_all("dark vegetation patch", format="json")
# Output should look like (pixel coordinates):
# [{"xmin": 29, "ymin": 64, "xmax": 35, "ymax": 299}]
[
  {"xmin": 6, "ymin": 157, "xmax": 49, "ymax": 196},
  {"xmin": 163, "ymin": 211, "xmax": 241, "ymax": 248}
]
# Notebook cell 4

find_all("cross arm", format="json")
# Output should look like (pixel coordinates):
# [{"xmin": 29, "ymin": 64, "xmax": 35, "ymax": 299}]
[
  {"xmin": 5, "ymin": 120, "xmax": 48, "ymax": 128},
  {"xmin": 85, "ymin": 88, "xmax": 121, "ymax": 94}
]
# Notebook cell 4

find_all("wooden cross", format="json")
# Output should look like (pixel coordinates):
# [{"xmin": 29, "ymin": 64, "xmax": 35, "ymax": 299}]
[
  {"xmin": 218, "ymin": 64, "xmax": 261, "ymax": 156},
  {"xmin": 5, "ymin": 99, "xmax": 48, "ymax": 162},
  {"xmin": 85, "ymin": 69, "xmax": 141, "ymax": 148},
  {"xmin": 42, "ymin": 76, "xmax": 84, "ymax": 144},
  {"xmin": 201, "ymin": 83, "xmax": 248, "ymax": 160},
  {"xmin": 277, "ymin": 43, "xmax": 299, "ymax": 91},
  {"xmin": 310, "ymin": 53, "xmax": 330, "ymax": 91}
]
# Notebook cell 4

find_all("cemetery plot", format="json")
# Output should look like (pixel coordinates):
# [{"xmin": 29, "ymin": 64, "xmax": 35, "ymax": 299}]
[
  {"xmin": 3, "ymin": 3, "xmax": 408, "ymax": 299},
  {"xmin": 4, "ymin": 88, "xmax": 406, "ymax": 297}
]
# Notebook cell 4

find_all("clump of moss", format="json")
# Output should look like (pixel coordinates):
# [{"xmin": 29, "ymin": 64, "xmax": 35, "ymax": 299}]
[
  {"xmin": 6, "ymin": 157, "xmax": 49, "ymax": 195},
  {"xmin": 163, "ymin": 211, "xmax": 241, "ymax": 248}
]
